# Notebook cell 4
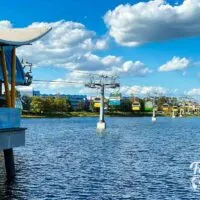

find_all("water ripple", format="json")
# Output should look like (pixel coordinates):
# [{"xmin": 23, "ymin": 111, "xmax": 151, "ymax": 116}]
[{"xmin": 1, "ymin": 117, "xmax": 200, "ymax": 199}]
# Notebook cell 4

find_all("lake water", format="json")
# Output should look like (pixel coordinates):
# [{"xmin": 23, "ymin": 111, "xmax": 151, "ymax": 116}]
[{"xmin": 1, "ymin": 117, "xmax": 200, "ymax": 199}]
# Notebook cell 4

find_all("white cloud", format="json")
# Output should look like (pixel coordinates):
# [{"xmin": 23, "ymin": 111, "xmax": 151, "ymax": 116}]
[
  {"xmin": 17, "ymin": 20, "xmax": 108, "ymax": 68},
  {"xmin": 104, "ymin": 0, "xmax": 200, "ymax": 47},
  {"xmin": 76, "ymin": 53, "xmax": 111, "ymax": 71},
  {"xmin": 0, "ymin": 20, "xmax": 12, "ymax": 29},
  {"xmin": 30, "ymin": 55, "xmax": 151, "ymax": 93},
  {"xmin": 17, "ymin": 86, "xmax": 33, "ymax": 96},
  {"xmin": 8, "ymin": 20, "xmax": 149, "ymax": 77},
  {"xmin": 185, "ymin": 88, "xmax": 200, "ymax": 96},
  {"xmin": 0, "ymin": 20, "xmax": 152, "ymax": 93},
  {"xmin": 78, "ymin": 87, "xmax": 101, "ymax": 95},
  {"xmin": 119, "ymin": 61, "xmax": 152, "ymax": 76},
  {"xmin": 30, "ymin": 78, "xmax": 83, "ymax": 94},
  {"xmin": 78, "ymin": 85, "xmax": 168, "ymax": 97},
  {"xmin": 158, "ymin": 57, "xmax": 190, "ymax": 72},
  {"xmin": 95, "ymin": 37, "xmax": 109, "ymax": 50},
  {"xmin": 120, "ymin": 85, "xmax": 168, "ymax": 96},
  {"xmin": 65, "ymin": 71, "xmax": 89, "ymax": 82},
  {"xmin": 79, "ymin": 53, "xmax": 150, "ymax": 75}
]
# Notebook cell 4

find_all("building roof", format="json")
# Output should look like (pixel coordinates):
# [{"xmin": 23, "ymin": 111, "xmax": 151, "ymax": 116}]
[{"xmin": 0, "ymin": 27, "xmax": 51, "ymax": 46}]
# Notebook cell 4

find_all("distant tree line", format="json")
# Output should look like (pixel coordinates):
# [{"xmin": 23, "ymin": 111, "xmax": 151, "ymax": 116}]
[
  {"xmin": 21, "ymin": 95, "xmax": 192, "ymax": 115},
  {"xmin": 22, "ymin": 96, "xmax": 71, "ymax": 115}
]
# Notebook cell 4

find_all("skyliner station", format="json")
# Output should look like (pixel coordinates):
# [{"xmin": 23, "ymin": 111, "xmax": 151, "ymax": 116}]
[{"xmin": 0, "ymin": 27, "xmax": 51, "ymax": 179}]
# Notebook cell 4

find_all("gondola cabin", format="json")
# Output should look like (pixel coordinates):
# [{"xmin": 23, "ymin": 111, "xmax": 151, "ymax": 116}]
[
  {"xmin": 144, "ymin": 101, "xmax": 153, "ymax": 112},
  {"xmin": 172, "ymin": 106, "xmax": 178, "ymax": 112},
  {"xmin": 94, "ymin": 97, "xmax": 101, "ymax": 108},
  {"xmin": 93, "ymin": 97, "xmax": 108, "ymax": 108},
  {"xmin": 132, "ymin": 102, "xmax": 141, "ymax": 111},
  {"xmin": 162, "ymin": 103, "xmax": 169, "ymax": 112},
  {"xmin": 108, "ymin": 95, "xmax": 121, "ymax": 106},
  {"xmin": 184, "ymin": 103, "xmax": 193, "ymax": 111}
]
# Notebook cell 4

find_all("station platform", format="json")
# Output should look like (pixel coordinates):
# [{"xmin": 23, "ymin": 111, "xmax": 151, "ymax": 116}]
[{"xmin": 0, "ymin": 128, "xmax": 26, "ymax": 151}]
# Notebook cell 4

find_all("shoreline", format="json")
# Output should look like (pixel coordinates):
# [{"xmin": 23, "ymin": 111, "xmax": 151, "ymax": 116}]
[{"xmin": 21, "ymin": 111, "xmax": 200, "ymax": 118}]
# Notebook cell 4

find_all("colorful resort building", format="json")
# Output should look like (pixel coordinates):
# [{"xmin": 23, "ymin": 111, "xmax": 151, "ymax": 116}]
[
  {"xmin": 0, "ymin": 26, "xmax": 51, "ymax": 179},
  {"xmin": 65, "ymin": 95, "xmax": 87, "ymax": 110}
]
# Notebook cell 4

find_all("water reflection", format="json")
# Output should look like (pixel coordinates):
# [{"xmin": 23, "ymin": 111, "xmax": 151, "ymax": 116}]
[
  {"xmin": 0, "ymin": 153, "xmax": 28, "ymax": 200},
  {"xmin": 0, "ymin": 157, "xmax": 12, "ymax": 199}
]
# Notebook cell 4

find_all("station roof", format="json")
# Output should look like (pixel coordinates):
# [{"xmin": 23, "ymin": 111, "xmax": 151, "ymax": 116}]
[{"xmin": 0, "ymin": 27, "xmax": 51, "ymax": 46}]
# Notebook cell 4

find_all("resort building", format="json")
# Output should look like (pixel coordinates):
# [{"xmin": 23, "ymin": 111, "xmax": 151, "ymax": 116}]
[
  {"xmin": 28, "ymin": 92, "xmax": 88, "ymax": 110},
  {"xmin": 65, "ymin": 95, "xmax": 88, "ymax": 110}
]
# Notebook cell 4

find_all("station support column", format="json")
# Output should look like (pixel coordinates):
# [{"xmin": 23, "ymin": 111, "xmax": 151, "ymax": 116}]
[
  {"xmin": 0, "ymin": 82, "xmax": 2, "ymax": 95},
  {"xmin": 0, "ymin": 47, "xmax": 16, "ymax": 179}
]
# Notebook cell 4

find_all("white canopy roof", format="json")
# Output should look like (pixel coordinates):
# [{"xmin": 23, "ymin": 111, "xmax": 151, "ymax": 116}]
[{"xmin": 0, "ymin": 27, "xmax": 52, "ymax": 46}]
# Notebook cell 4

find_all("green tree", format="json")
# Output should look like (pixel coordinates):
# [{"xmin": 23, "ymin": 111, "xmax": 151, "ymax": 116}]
[
  {"xmin": 139, "ymin": 98, "xmax": 145, "ymax": 112},
  {"xmin": 54, "ymin": 97, "xmax": 70, "ymax": 113},
  {"xmin": 30, "ymin": 97, "xmax": 44, "ymax": 114},
  {"xmin": 120, "ymin": 98, "xmax": 132, "ymax": 112},
  {"xmin": 75, "ymin": 101, "xmax": 86, "ymax": 111},
  {"xmin": 43, "ymin": 97, "xmax": 55, "ymax": 113}
]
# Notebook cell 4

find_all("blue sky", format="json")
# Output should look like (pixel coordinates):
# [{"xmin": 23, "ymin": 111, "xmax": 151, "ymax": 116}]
[{"xmin": 1, "ymin": 0, "xmax": 200, "ymax": 96}]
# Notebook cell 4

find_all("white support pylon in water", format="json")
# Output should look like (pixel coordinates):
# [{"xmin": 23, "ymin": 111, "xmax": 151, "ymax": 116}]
[
  {"xmin": 172, "ymin": 110, "xmax": 176, "ymax": 118},
  {"xmin": 85, "ymin": 74, "xmax": 120, "ymax": 130},
  {"xmin": 179, "ymin": 108, "xmax": 183, "ymax": 117},
  {"xmin": 97, "ymin": 85, "xmax": 106, "ymax": 130},
  {"xmin": 152, "ymin": 107, "xmax": 156, "ymax": 122}
]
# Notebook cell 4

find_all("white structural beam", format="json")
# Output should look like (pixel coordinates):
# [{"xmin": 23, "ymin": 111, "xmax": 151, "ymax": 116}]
[{"xmin": 0, "ymin": 27, "xmax": 52, "ymax": 46}]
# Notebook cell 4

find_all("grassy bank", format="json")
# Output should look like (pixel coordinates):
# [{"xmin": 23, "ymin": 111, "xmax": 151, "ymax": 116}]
[
  {"xmin": 21, "ymin": 112, "xmax": 98, "ymax": 118},
  {"xmin": 21, "ymin": 111, "xmax": 168, "ymax": 118}
]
